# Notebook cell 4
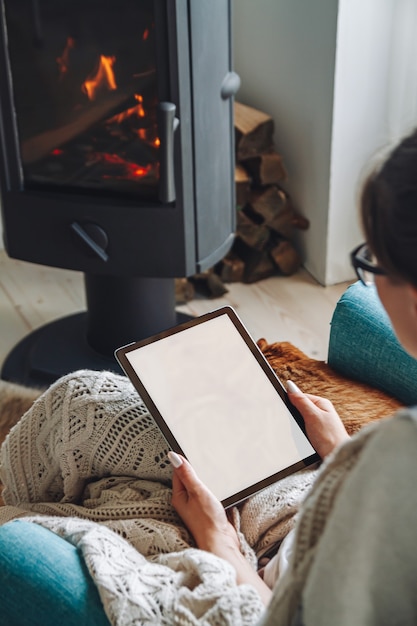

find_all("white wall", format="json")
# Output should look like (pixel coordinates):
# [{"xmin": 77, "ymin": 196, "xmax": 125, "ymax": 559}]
[
  {"xmin": 234, "ymin": 0, "xmax": 417, "ymax": 285},
  {"xmin": 327, "ymin": 0, "xmax": 417, "ymax": 284},
  {"xmin": 327, "ymin": 0, "xmax": 396, "ymax": 284}
]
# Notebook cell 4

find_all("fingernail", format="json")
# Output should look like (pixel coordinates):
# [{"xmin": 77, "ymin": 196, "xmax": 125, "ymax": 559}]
[
  {"xmin": 287, "ymin": 380, "xmax": 302, "ymax": 395},
  {"xmin": 168, "ymin": 451, "xmax": 183, "ymax": 468}
]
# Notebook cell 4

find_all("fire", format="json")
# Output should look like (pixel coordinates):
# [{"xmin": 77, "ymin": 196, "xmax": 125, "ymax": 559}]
[
  {"xmin": 107, "ymin": 94, "xmax": 145, "ymax": 124},
  {"xmin": 137, "ymin": 129, "xmax": 160, "ymax": 147},
  {"xmin": 132, "ymin": 165, "xmax": 152, "ymax": 178},
  {"xmin": 51, "ymin": 37, "xmax": 159, "ymax": 182},
  {"xmin": 82, "ymin": 55, "xmax": 117, "ymax": 101},
  {"xmin": 106, "ymin": 94, "xmax": 160, "ymax": 147},
  {"xmin": 56, "ymin": 37, "xmax": 75, "ymax": 78},
  {"xmin": 88, "ymin": 152, "xmax": 154, "ymax": 180},
  {"xmin": 135, "ymin": 94, "xmax": 145, "ymax": 117}
]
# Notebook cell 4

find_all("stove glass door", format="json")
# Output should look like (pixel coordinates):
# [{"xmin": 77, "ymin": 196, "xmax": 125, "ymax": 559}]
[{"xmin": 4, "ymin": 0, "xmax": 161, "ymax": 200}]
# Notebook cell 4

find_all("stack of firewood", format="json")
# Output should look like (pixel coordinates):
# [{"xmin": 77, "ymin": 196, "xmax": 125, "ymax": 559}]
[
  {"xmin": 217, "ymin": 101, "xmax": 309, "ymax": 285},
  {"xmin": 175, "ymin": 101, "xmax": 309, "ymax": 303}
]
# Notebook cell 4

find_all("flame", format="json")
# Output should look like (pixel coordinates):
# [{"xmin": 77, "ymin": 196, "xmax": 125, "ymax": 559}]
[
  {"xmin": 82, "ymin": 55, "xmax": 117, "ymax": 101},
  {"xmin": 135, "ymin": 94, "xmax": 145, "ymax": 117},
  {"xmin": 56, "ymin": 37, "xmax": 75, "ymax": 78},
  {"xmin": 106, "ymin": 94, "xmax": 160, "ymax": 147},
  {"xmin": 51, "ymin": 38, "xmax": 160, "ymax": 183},
  {"xmin": 107, "ymin": 94, "xmax": 145, "ymax": 124},
  {"xmin": 138, "ymin": 128, "xmax": 160, "ymax": 147}
]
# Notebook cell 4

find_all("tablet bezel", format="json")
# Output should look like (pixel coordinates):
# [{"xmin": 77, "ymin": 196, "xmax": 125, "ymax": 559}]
[{"xmin": 115, "ymin": 306, "xmax": 320, "ymax": 508}]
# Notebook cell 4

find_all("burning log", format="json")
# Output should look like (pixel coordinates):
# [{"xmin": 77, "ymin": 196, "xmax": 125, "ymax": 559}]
[
  {"xmin": 21, "ymin": 92, "xmax": 135, "ymax": 164},
  {"xmin": 21, "ymin": 58, "xmax": 156, "ymax": 165}
]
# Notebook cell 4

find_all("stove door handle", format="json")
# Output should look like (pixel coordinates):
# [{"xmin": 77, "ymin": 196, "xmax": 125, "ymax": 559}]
[
  {"xmin": 157, "ymin": 102, "xmax": 179, "ymax": 204},
  {"xmin": 71, "ymin": 222, "xmax": 109, "ymax": 263}
]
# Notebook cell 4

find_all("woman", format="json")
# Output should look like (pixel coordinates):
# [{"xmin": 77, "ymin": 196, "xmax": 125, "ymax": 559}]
[
  {"xmin": 1, "ymin": 129, "xmax": 417, "ymax": 625},
  {"xmin": 169, "ymin": 129, "xmax": 417, "ymax": 624}
]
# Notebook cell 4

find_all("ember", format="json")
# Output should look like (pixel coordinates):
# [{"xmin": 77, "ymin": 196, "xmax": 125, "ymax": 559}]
[{"xmin": 88, "ymin": 152, "xmax": 155, "ymax": 181}]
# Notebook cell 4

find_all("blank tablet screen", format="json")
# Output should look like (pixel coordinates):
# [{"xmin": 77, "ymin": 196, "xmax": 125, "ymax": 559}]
[{"xmin": 116, "ymin": 307, "xmax": 318, "ymax": 507}]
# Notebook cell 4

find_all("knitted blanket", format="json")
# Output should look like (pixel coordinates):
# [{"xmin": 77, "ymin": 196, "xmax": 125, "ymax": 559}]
[{"xmin": 0, "ymin": 369, "xmax": 318, "ymax": 625}]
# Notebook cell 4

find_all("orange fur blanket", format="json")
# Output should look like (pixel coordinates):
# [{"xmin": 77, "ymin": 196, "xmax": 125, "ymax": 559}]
[{"xmin": 257, "ymin": 340, "xmax": 403, "ymax": 434}]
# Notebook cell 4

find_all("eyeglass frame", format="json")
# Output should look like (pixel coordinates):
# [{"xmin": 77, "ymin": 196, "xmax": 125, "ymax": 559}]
[{"xmin": 350, "ymin": 243, "xmax": 386, "ymax": 286}]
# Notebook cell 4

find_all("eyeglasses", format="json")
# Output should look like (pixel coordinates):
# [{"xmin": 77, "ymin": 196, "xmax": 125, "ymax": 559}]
[{"xmin": 350, "ymin": 243, "xmax": 386, "ymax": 286}]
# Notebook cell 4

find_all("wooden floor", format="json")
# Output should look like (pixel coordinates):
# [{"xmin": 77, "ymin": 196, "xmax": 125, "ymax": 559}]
[{"xmin": 0, "ymin": 249, "xmax": 351, "ymax": 378}]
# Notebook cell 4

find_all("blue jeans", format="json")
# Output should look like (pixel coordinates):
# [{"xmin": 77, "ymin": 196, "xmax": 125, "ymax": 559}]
[{"xmin": 0, "ymin": 520, "xmax": 111, "ymax": 626}]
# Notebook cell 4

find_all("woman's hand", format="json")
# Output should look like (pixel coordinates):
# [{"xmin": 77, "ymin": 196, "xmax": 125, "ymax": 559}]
[
  {"xmin": 168, "ymin": 451, "xmax": 272, "ymax": 605},
  {"xmin": 287, "ymin": 380, "xmax": 350, "ymax": 459},
  {"xmin": 169, "ymin": 451, "xmax": 240, "ymax": 554}
]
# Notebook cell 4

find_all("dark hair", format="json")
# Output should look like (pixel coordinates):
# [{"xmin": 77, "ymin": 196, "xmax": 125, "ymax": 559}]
[{"xmin": 360, "ymin": 129, "xmax": 417, "ymax": 287}]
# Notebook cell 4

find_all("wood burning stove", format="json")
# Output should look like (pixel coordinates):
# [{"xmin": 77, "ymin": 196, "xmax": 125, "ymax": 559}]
[{"xmin": 0, "ymin": 0, "xmax": 239, "ymax": 385}]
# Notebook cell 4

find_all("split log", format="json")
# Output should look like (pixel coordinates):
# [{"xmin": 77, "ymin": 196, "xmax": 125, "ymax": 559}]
[
  {"xmin": 234, "ymin": 101, "xmax": 274, "ymax": 161},
  {"xmin": 269, "ymin": 208, "xmax": 309, "ymax": 240},
  {"xmin": 249, "ymin": 186, "xmax": 288, "ymax": 223},
  {"xmin": 270, "ymin": 240, "xmax": 302, "ymax": 275},
  {"xmin": 175, "ymin": 278, "xmax": 195, "ymax": 304},
  {"xmin": 190, "ymin": 270, "xmax": 229, "ymax": 298},
  {"xmin": 236, "ymin": 210, "xmax": 271, "ymax": 251},
  {"xmin": 243, "ymin": 150, "xmax": 287, "ymax": 186},
  {"xmin": 235, "ymin": 164, "xmax": 251, "ymax": 208},
  {"xmin": 216, "ymin": 253, "xmax": 245, "ymax": 283},
  {"xmin": 240, "ymin": 247, "xmax": 276, "ymax": 283},
  {"xmin": 248, "ymin": 186, "xmax": 309, "ymax": 239}
]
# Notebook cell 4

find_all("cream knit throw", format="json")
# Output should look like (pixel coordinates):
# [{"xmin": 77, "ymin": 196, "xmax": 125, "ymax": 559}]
[{"xmin": 0, "ymin": 369, "xmax": 318, "ymax": 625}]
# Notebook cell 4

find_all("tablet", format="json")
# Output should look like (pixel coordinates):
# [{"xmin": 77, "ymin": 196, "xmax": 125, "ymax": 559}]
[{"xmin": 115, "ymin": 306, "xmax": 319, "ymax": 508}]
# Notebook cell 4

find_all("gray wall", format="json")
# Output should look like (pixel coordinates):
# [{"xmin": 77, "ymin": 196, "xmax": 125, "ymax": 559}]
[{"xmin": 234, "ymin": 0, "xmax": 339, "ymax": 284}]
